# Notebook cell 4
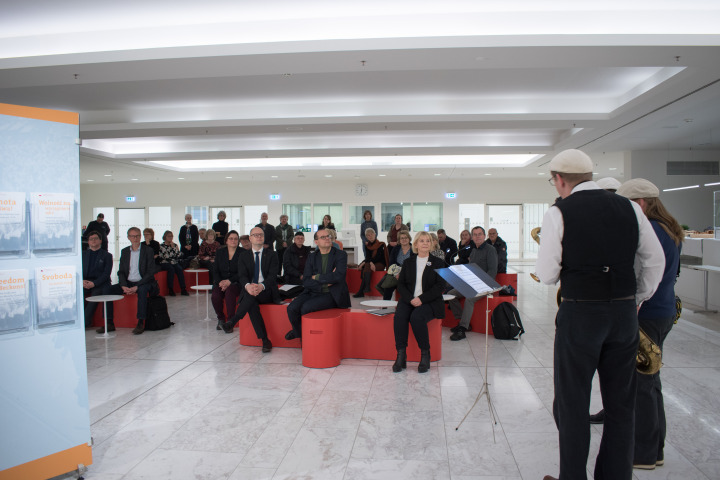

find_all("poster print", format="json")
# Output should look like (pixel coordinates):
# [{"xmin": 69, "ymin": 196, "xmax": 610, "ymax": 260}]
[
  {"xmin": 0, "ymin": 269, "xmax": 31, "ymax": 335},
  {"xmin": 35, "ymin": 265, "xmax": 76, "ymax": 328},
  {"xmin": 31, "ymin": 192, "xmax": 75, "ymax": 252},
  {"xmin": 0, "ymin": 192, "xmax": 27, "ymax": 255}
]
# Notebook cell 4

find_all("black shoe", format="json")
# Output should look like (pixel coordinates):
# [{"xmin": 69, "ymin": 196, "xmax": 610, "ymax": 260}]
[
  {"xmin": 449, "ymin": 327, "xmax": 466, "ymax": 341},
  {"xmin": 132, "ymin": 321, "xmax": 145, "ymax": 335},
  {"xmin": 589, "ymin": 409, "xmax": 606, "ymax": 424},
  {"xmin": 285, "ymin": 330, "xmax": 298, "ymax": 340},
  {"xmin": 262, "ymin": 338, "xmax": 272, "ymax": 353},
  {"xmin": 450, "ymin": 323, "xmax": 461, "ymax": 333},
  {"xmin": 220, "ymin": 322, "xmax": 234, "ymax": 334},
  {"xmin": 96, "ymin": 325, "xmax": 116, "ymax": 334},
  {"xmin": 167, "ymin": 290, "xmax": 176, "ymax": 297},
  {"xmin": 418, "ymin": 349, "xmax": 431, "ymax": 373},
  {"xmin": 216, "ymin": 320, "xmax": 224, "ymax": 331},
  {"xmin": 180, "ymin": 289, "xmax": 189, "ymax": 296},
  {"xmin": 392, "ymin": 349, "xmax": 407, "ymax": 373},
  {"xmin": 353, "ymin": 292, "xmax": 365, "ymax": 298}
]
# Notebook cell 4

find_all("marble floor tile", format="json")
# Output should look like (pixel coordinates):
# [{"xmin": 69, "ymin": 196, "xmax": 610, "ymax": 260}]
[
  {"xmin": 323, "ymin": 364, "xmax": 378, "ymax": 391},
  {"xmin": 304, "ymin": 389, "xmax": 368, "ymax": 429},
  {"xmin": 122, "ymin": 448, "xmax": 241, "ymax": 480},
  {"xmin": 273, "ymin": 427, "xmax": 357, "ymax": 480},
  {"xmin": 227, "ymin": 466, "xmax": 276, "ymax": 480},
  {"xmin": 344, "ymin": 458, "xmax": 451, "ymax": 480},
  {"xmin": 445, "ymin": 421, "xmax": 521, "ymax": 477}
]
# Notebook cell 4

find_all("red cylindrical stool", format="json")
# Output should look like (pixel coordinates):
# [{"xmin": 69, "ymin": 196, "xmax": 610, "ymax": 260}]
[{"xmin": 301, "ymin": 310, "xmax": 344, "ymax": 368}]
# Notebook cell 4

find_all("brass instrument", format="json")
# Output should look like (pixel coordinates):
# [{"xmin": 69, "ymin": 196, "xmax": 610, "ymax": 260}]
[
  {"xmin": 530, "ymin": 227, "xmax": 562, "ymax": 305},
  {"xmin": 637, "ymin": 328, "xmax": 662, "ymax": 375}
]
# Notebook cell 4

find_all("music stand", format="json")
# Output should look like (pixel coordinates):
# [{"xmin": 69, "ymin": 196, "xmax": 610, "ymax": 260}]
[{"xmin": 437, "ymin": 264, "xmax": 503, "ymax": 441}]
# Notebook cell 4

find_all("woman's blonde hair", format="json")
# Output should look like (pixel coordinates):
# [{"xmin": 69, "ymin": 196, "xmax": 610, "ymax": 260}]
[
  {"xmin": 412, "ymin": 231, "xmax": 432, "ymax": 254},
  {"xmin": 397, "ymin": 230, "xmax": 412, "ymax": 243},
  {"xmin": 642, "ymin": 197, "xmax": 685, "ymax": 246},
  {"xmin": 143, "ymin": 227, "xmax": 154, "ymax": 240},
  {"xmin": 205, "ymin": 228, "xmax": 216, "ymax": 240}
]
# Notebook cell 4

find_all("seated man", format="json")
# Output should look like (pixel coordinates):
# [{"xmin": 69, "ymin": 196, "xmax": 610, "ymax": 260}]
[
  {"xmin": 239, "ymin": 234, "xmax": 251, "ymax": 250},
  {"xmin": 82, "ymin": 231, "xmax": 113, "ymax": 327},
  {"xmin": 285, "ymin": 230, "xmax": 351, "ymax": 340},
  {"xmin": 448, "ymin": 226, "xmax": 498, "ymax": 340},
  {"xmin": 486, "ymin": 228, "xmax": 508, "ymax": 274},
  {"xmin": 437, "ymin": 228, "xmax": 457, "ymax": 265},
  {"xmin": 98, "ymin": 227, "xmax": 159, "ymax": 335},
  {"xmin": 220, "ymin": 227, "xmax": 281, "ymax": 354},
  {"xmin": 283, "ymin": 231, "xmax": 311, "ymax": 286}
]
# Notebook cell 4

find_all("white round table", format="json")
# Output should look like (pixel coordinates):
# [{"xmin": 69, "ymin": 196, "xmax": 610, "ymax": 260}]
[
  {"xmin": 360, "ymin": 299, "xmax": 398, "ymax": 309},
  {"xmin": 87, "ymin": 294, "xmax": 124, "ymax": 338},
  {"xmin": 185, "ymin": 269, "xmax": 209, "ymax": 295},
  {"xmin": 191, "ymin": 285, "xmax": 214, "ymax": 321},
  {"xmin": 443, "ymin": 294, "xmax": 456, "ymax": 301}
]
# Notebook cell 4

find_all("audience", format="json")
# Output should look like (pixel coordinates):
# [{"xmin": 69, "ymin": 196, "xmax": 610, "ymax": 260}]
[
  {"xmin": 354, "ymin": 228, "xmax": 388, "ymax": 298},
  {"xmin": 83, "ymin": 213, "xmax": 110, "ymax": 251},
  {"xmin": 455, "ymin": 229, "xmax": 473, "ymax": 264},
  {"xmin": 437, "ymin": 228, "xmax": 457, "ymax": 265},
  {"xmin": 387, "ymin": 214, "xmax": 409, "ymax": 248},
  {"xmin": 275, "ymin": 214, "xmax": 294, "ymax": 274},
  {"xmin": 255, "ymin": 212, "xmax": 276, "ymax": 250},
  {"xmin": 211, "ymin": 230, "xmax": 242, "ymax": 331},
  {"xmin": 212, "ymin": 210, "xmax": 229, "ymax": 245},
  {"xmin": 317, "ymin": 214, "xmax": 335, "ymax": 231},
  {"xmin": 197, "ymin": 228, "xmax": 220, "ymax": 284},
  {"xmin": 486, "ymin": 228, "xmax": 508, "ymax": 273},
  {"xmin": 360, "ymin": 210, "xmax": 378, "ymax": 257},
  {"xmin": 143, "ymin": 227, "xmax": 160, "ymax": 264},
  {"xmin": 283, "ymin": 231, "xmax": 311, "ymax": 286},
  {"xmin": 377, "ymin": 230, "xmax": 412, "ymax": 301},
  {"xmin": 179, "ymin": 213, "xmax": 200, "ymax": 260},
  {"xmin": 158, "ymin": 230, "xmax": 190, "ymax": 297}
]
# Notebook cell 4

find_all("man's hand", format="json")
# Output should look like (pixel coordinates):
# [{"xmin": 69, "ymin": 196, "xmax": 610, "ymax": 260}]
[
  {"xmin": 122, "ymin": 286, "xmax": 138, "ymax": 295},
  {"xmin": 83, "ymin": 280, "xmax": 95, "ymax": 289},
  {"xmin": 370, "ymin": 263, "xmax": 376, "ymax": 272},
  {"xmin": 184, "ymin": 245, "xmax": 191, "ymax": 250},
  {"xmin": 410, "ymin": 296, "xmax": 422, "ymax": 307},
  {"xmin": 246, "ymin": 283, "xmax": 263, "ymax": 296}
]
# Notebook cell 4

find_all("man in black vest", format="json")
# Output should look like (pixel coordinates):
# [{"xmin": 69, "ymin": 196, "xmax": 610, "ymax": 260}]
[
  {"xmin": 536, "ymin": 149, "xmax": 664, "ymax": 480},
  {"xmin": 220, "ymin": 227, "xmax": 281, "ymax": 354}
]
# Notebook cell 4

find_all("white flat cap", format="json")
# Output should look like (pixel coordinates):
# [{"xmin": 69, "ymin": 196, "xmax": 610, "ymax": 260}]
[
  {"xmin": 548, "ymin": 149, "xmax": 593, "ymax": 174},
  {"xmin": 596, "ymin": 177, "xmax": 622, "ymax": 190},
  {"xmin": 617, "ymin": 178, "xmax": 660, "ymax": 199}
]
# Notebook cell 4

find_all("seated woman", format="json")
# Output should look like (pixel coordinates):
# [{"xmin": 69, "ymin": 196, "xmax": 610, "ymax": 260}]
[
  {"xmin": 353, "ymin": 228, "xmax": 388, "ymax": 298},
  {"xmin": 197, "ymin": 228, "xmax": 220, "ymax": 284},
  {"xmin": 211, "ymin": 230, "xmax": 242, "ymax": 330},
  {"xmin": 326, "ymin": 229, "xmax": 342, "ymax": 249},
  {"xmin": 379, "ymin": 230, "xmax": 413, "ymax": 301},
  {"xmin": 143, "ymin": 227, "xmax": 161, "ymax": 264},
  {"xmin": 158, "ymin": 230, "xmax": 189, "ymax": 296},
  {"xmin": 317, "ymin": 214, "xmax": 336, "ymax": 231},
  {"xmin": 392, "ymin": 231, "xmax": 446, "ymax": 373},
  {"xmin": 429, "ymin": 232, "xmax": 446, "ymax": 262},
  {"xmin": 455, "ymin": 229, "xmax": 473, "ymax": 264}
]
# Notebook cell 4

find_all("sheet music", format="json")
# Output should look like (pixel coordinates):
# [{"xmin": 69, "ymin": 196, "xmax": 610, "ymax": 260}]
[{"xmin": 448, "ymin": 265, "xmax": 494, "ymax": 295}]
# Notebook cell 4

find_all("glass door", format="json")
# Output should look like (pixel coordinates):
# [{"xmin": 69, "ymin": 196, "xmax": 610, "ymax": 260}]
[
  {"xmin": 243, "ymin": 205, "xmax": 268, "ymax": 235},
  {"xmin": 210, "ymin": 207, "xmax": 243, "ymax": 235},
  {"xmin": 487, "ymin": 205, "xmax": 520, "ymax": 259},
  {"xmin": 117, "ymin": 208, "xmax": 146, "ymax": 255}
]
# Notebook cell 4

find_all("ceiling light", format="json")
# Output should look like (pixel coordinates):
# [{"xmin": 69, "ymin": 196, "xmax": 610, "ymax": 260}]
[
  {"xmin": 271, "ymin": 175, "xmax": 278, "ymax": 178},
  {"xmin": 434, "ymin": 173, "xmax": 442, "ymax": 176},
  {"xmin": 662, "ymin": 185, "xmax": 699, "ymax": 192},
  {"xmin": 87, "ymin": 179, "xmax": 94, "ymax": 182},
  {"xmin": 537, "ymin": 172, "xmax": 545, "ymax": 175},
  {"xmin": 225, "ymin": 176, "xmax": 232, "ymax": 179},
  {"xmin": 104, "ymin": 174, "xmax": 112, "ymax": 177},
  {"xmin": 609, "ymin": 167, "xmax": 617, "ymax": 171},
  {"xmin": 324, "ymin": 174, "xmax": 333, "ymax": 178},
  {"xmin": 378, "ymin": 174, "xmax": 386, "ymax": 177},
  {"xmin": 704, "ymin": 182, "xmax": 720, "ymax": 187},
  {"xmin": 177, "ymin": 177, "xmax": 184, "ymax": 180},
  {"xmin": 131, "ymin": 178, "xmax": 138, "ymax": 181},
  {"xmin": 484, "ymin": 173, "xmax": 492, "ymax": 176}
]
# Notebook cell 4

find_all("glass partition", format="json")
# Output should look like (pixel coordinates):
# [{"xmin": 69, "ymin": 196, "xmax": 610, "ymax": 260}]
[
  {"xmin": 283, "ymin": 203, "xmax": 312, "ymax": 232},
  {"xmin": 313, "ymin": 203, "xmax": 343, "ymax": 231},
  {"xmin": 413, "ymin": 202, "xmax": 443, "ymax": 232},
  {"xmin": 381, "ymin": 203, "xmax": 412, "ymax": 231}
]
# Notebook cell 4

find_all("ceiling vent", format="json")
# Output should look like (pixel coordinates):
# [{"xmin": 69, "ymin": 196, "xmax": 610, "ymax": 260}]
[{"xmin": 666, "ymin": 161, "xmax": 719, "ymax": 175}]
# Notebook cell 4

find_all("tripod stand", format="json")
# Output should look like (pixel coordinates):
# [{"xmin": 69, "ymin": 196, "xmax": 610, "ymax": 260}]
[{"xmin": 455, "ymin": 292, "xmax": 500, "ymax": 443}]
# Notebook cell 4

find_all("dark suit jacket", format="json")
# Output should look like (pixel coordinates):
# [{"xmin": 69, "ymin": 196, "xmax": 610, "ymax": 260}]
[
  {"xmin": 178, "ymin": 224, "xmax": 199, "ymax": 257},
  {"xmin": 238, "ymin": 247, "xmax": 281, "ymax": 302},
  {"xmin": 302, "ymin": 248, "xmax": 351, "ymax": 308},
  {"xmin": 82, "ymin": 248, "xmax": 113, "ymax": 287},
  {"xmin": 255, "ymin": 223, "xmax": 276, "ymax": 249},
  {"xmin": 118, "ymin": 243, "xmax": 158, "ymax": 287},
  {"xmin": 212, "ymin": 246, "xmax": 241, "ymax": 287},
  {"xmin": 440, "ymin": 236, "xmax": 458, "ymax": 265},
  {"xmin": 397, "ymin": 254, "xmax": 447, "ymax": 319}
]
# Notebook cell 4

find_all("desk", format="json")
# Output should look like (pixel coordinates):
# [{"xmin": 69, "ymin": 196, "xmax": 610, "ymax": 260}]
[
  {"xmin": 191, "ymin": 285, "xmax": 213, "ymax": 321},
  {"xmin": 686, "ymin": 265, "xmax": 720, "ymax": 313},
  {"xmin": 185, "ymin": 269, "xmax": 209, "ymax": 295},
  {"xmin": 342, "ymin": 246, "xmax": 357, "ymax": 264},
  {"xmin": 87, "ymin": 295, "xmax": 123, "ymax": 338}
]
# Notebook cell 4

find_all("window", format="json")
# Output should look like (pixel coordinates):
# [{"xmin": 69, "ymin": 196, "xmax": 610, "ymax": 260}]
[
  {"xmin": 313, "ymin": 203, "xmax": 342, "ymax": 231},
  {"xmin": 348, "ymin": 205, "xmax": 375, "ymax": 225},
  {"xmin": 283, "ymin": 203, "xmax": 312, "ymax": 232},
  {"xmin": 523, "ymin": 203, "xmax": 548, "ymax": 259},
  {"xmin": 148, "ymin": 206, "xmax": 171, "ymax": 239},
  {"xmin": 243, "ymin": 205, "xmax": 268, "ymax": 234},
  {"xmin": 185, "ymin": 206, "xmax": 208, "ymax": 228},
  {"xmin": 488, "ymin": 204, "xmax": 520, "ymax": 259},
  {"xmin": 413, "ymin": 202, "xmax": 443, "ymax": 232},
  {"xmin": 458, "ymin": 204, "xmax": 484, "ymax": 236},
  {"xmin": 380, "ymin": 203, "xmax": 412, "ymax": 231},
  {"xmin": 210, "ymin": 207, "xmax": 242, "ymax": 234}
]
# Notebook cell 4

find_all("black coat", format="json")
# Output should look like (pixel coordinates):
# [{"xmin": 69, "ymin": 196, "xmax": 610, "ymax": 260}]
[
  {"xmin": 237, "ymin": 247, "xmax": 281, "ymax": 302},
  {"xmin": 82, "ymin": 248, "xmax": 113, "ymax": 287},
  {"xmin": 396, "ymin": 254, "xmax": 446, "ymax": 319},
  {"xmin": 302, "ymin": 247, "xmax": 351, "ymax": 308},
  {"xmin": 283, "ymin": 244, "xmax": 311, "ymax": 284},
  {"xmin": 117, "ymin": 243, "xmax": 157, "ymax": 287},
  {"xmin": 439, "ymin": 236, "xmax": 458, "ymax": 265},
  {"xmin": 212, "ymin": 246, "xmax": 241, "ymax": 287},
  {"xmin": 211, "ymin": 220, "xmax": 229, "ymax": 245},
  {"xmin": 178, "ymin": 224, "xmax": 199, "ymax": 257}
]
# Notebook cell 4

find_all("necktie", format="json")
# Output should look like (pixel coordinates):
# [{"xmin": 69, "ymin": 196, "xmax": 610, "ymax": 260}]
[{"xmin": 253, "ymin": 251, "xmax": 260, "ymax": 284}]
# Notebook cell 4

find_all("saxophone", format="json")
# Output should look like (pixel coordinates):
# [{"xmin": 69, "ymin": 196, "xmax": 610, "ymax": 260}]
[
  {"xmin": 530, "ymin": 227, "xmax": 562, "ymax": 305},
  {"xmin": 637, "ymin": 328, "xmax": 662, "ymax": 375}
]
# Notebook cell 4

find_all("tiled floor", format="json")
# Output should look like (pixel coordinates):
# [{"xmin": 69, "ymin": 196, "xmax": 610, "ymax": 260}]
[{"xmin": 77, "ymin": 265, "xmax": 720, "ymax": 480}]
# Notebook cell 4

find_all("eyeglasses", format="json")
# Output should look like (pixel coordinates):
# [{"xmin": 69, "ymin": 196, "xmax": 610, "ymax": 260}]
[
  {"xmin": 548, "ymin": 176, "xmax": 556, "ymax": 186},
  {"xmin": 250, "ymin": 233, "xmax": 264, "ymax": 238},
  {"xmin": 128, "ymin": 234, "xmax": 141, "ymax": 238},
  {"xmin": 317, "ymin": 235, "xmax": 331, "ymax": 240}
]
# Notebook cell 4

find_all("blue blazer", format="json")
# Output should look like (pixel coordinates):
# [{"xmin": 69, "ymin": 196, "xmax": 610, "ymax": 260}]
[
  {"xmin": 302, "ymin": 247, "xmax": 351, "ymax": 308},
  {"xmin": 82, "ymin": 248, "xmax": 113, "ymax": 288}
]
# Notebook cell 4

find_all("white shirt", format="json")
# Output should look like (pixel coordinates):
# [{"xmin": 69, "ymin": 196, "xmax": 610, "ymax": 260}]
[
  {"xmin": 128, "ymin": 246, "xmax": 142, "ymax": 282},
  {"xmin": 535, "ymin": 181, "xmax": 665, "ymax": 304},
  {"xmin": 414, "ymin": 255, "xmax": 429, "ymax": 298}
]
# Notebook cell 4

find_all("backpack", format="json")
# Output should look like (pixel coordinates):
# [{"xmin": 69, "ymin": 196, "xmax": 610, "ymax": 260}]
[
  {"xmin": 145, "ymin": 296, "xmax": 174, "ymax": 331},
  {"xmin": 491, "ymin": 302, "xmax": 525, "ymax": 340}
]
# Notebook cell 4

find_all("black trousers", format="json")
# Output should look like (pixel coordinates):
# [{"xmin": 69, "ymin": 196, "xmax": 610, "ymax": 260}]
[
  {"xmin": 393, "ymin": 301, "xmax": 433, "ymax": 351},
  {"xmin": 286, "ymin": 291, "xmax": 338, "ymax": 337},
  {"xmin": 552, "ymin": 299, "xmax": 638, "ymax": 480},
  {"xmin": 229, "ymin": 288, "xmax": 274, "ymax": 339},
  {"xmin": 83, "ymin": 283, "xmax": 111, "ymax": 327},
  {"xmin": 107, "ymin": 280, "xmax": 159, "ymax": 326},
  {"xmin": 634, "ymin": 315, "xmax": 674, "ymax": 465}
]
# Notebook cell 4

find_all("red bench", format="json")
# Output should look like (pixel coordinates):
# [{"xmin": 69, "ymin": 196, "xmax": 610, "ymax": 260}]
[
  {"xmin": 345, "ymin": 268, "xmax": 386, "ymax": 296},
  {"xmin": 235, "ymin": 303, "xmax": 302, "ymax": 348},
  {"xmin": 91, "ymin": 272, "xmax": 167, "ymax": 328}
]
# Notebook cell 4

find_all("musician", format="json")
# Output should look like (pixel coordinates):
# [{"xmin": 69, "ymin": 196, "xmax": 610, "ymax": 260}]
[
  {"xmin": 590, "ymin": 179, "xmax": 683, "ymax": 470},
  {"xmin": 536, "ymin": 149, "xmax": 664, "ymax": 480}
]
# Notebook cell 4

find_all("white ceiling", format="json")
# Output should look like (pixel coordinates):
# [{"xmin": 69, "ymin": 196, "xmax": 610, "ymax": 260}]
[{"xmin": 2, "ymin": 1, "xmax": 720, "ymax": 184}]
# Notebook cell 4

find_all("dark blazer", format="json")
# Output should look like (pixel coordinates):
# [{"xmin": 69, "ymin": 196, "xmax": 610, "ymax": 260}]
[
  {"xmin": 118, "ymin": 243, "xmax": 158, "ymax": 287},
  {"xmin": 397, "ymin": 254, "xmax": 447, "ymax": 319},
  {"xmin": 283, "ymin": 244, "xmax": 311, "ymax": 285},
  {"xmin": 211, "ymin": 220, "xmax": 229, "ymax": 245},
  {"xmin": 84, "ymin": 220, "xmax": 110, "ymax": 250},
  {"xmin": 302, "ymin": 247, "xmax": 351, "ymax": 308},
  {"xmin": 82, "ymin": 248, "xmax": 113, "ymax": 287},
  {"xmin": 238, "ymin": 247, "xmax": 281, "ymax": 301},
  {"xmin": 178, "ymin": 224, "xmax": 200, "ymax": 257},
  {"xmin": 440, "ymin": 236, "xmax": 458, "ymax": 265},
  {"xmin": 212, "ymin": 245, "xmax": 241, "ymax": 287}
]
